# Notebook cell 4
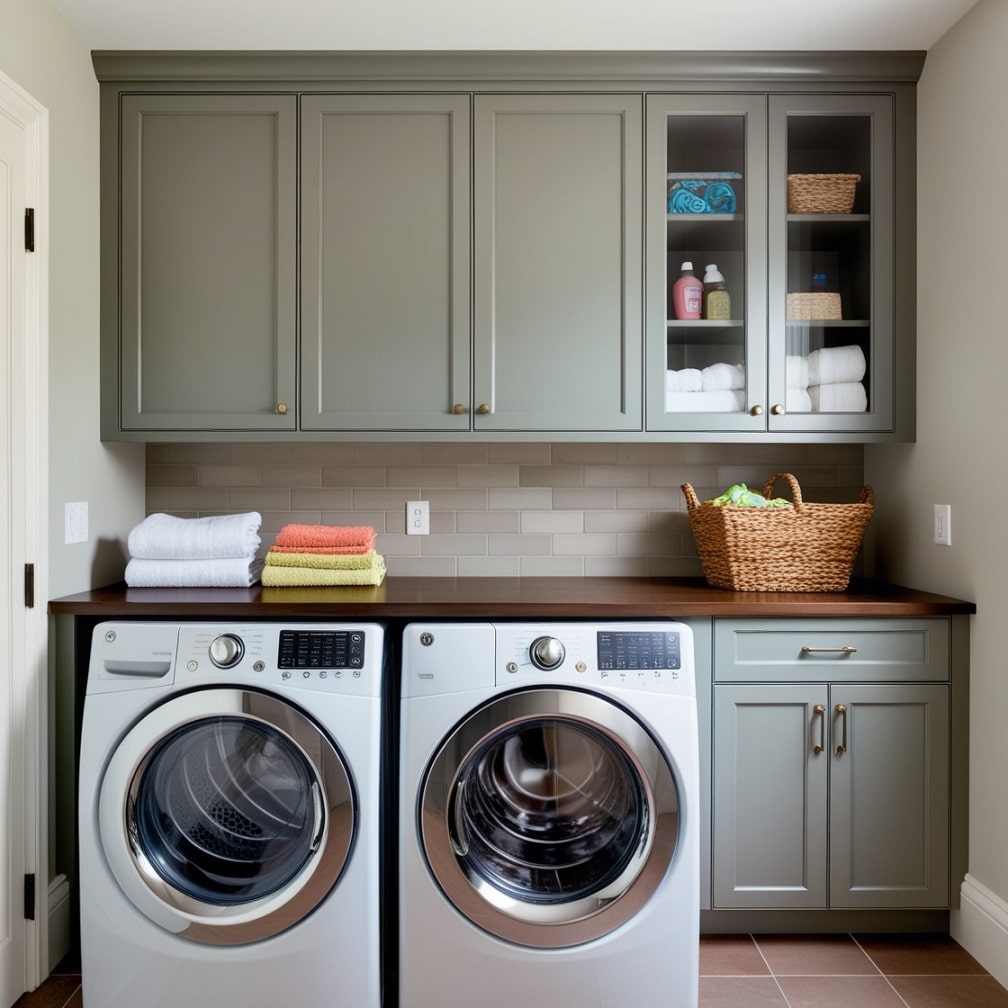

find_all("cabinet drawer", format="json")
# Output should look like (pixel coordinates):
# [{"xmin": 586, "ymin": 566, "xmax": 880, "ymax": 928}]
[{"xmin": 714, "ymin": 618, "xmax": 949, "ymax": 683}]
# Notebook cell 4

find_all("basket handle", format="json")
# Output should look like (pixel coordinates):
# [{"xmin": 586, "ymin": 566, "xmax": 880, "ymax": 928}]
[
  {"xmin": 762, "ymin": 472, "xmax": 804, "ymax": 511},
  {"xmin": 681, "ymin": 482, "xmax": 701, "ymax": 511},
  {"xmin": 860, "ymin": 485, "xmax": 874, "ymax": 506}
]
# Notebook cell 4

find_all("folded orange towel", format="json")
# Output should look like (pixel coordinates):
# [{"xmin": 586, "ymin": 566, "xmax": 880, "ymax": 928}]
[{"xmin": 274, "ymin": 524, "xmax": 376, "ymax": 553}]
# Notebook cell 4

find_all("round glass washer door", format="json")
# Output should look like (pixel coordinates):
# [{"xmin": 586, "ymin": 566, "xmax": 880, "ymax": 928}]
[
  {"xmin": 98, "ymin": 687, "xmax": 355, "ymax": 946},
  {"xmin": 419, "ymin": 688, "xmax": 681, "ymax": 948}
]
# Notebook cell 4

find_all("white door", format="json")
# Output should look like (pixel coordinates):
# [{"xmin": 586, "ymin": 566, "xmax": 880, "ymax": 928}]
[{"xmin": 0, "ymin": 70, "xmax": 48, "ymax": 1005}]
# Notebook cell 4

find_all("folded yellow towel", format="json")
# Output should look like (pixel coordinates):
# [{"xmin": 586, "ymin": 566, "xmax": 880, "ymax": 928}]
[
  {"xmin": 261, "ymin": 553, "xmax": 387, "ymax": 587},
  {"xmin": 265, "ymin": 548, "xmax": 375, "ymax": 570}
]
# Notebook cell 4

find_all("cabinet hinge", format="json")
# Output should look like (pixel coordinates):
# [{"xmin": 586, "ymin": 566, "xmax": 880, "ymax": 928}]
[
  {"xmin": 24, "ymin": 208, "xmax": 35, "ymax": 253},
  {"xmin": 23, "ymin": 874, "xmax": 35, "ymax": 921},
  {"xmin": 24, "ymin": 563, "xmax": 34, "ymax": 609}
]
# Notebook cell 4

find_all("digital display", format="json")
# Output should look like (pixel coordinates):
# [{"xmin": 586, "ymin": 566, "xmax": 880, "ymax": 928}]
[
  {"xmin": 597, "ymin": 631, "xmax": 681, "ymax": 671},
  {"xmin": 278, "ymin": 630, "xmax": 365, "ymax": 669}
]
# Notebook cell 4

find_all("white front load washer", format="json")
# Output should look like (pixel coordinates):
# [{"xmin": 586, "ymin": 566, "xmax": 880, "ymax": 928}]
[
  {"xmin": 79, "ymin": 621, "xmax": 386, "ymax": 1008},
  {"xmin": 399, "ymin": 621, "xmax": 699, "ymax": 1008}
]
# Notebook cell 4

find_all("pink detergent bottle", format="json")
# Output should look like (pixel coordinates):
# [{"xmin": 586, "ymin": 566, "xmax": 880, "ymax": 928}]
[{"xmin": 672, "ymin": 261, "xmax": 703, "ymax": 320}]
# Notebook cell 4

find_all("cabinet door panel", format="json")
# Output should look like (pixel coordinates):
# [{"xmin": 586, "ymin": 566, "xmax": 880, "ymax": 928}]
[
  {"xmin": 301, "ymin": 94, "xmax": 471, "ymax": 431},
  {"xmin": 829, "ymin": 685, "xmax": 950, "ymax": 908},
  {"xmin": 119, "ymin": 95, "xmax": 298, "ymax": 431},
  {"xmin": 713, "ymin": 684, "xmax": 828, "ymax": 908},
  {"xmin": 473, "ymin": 95, "xmax": 642, "ymax": 431}
]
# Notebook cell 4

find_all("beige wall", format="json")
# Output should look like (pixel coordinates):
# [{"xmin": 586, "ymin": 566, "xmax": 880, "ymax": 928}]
[
  {"xmin": 866, "ymin": 0, "xmax": 1007, "ymax": 982},
  {"xmin": 0, "ymin": 0, "xmax": 145, "ymax": 602}
]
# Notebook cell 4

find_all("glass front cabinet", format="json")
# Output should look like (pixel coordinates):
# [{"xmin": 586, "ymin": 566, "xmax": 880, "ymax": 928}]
[{"xmin": 646, "ymin": 92, "xmax": 902, "ymax": 438}]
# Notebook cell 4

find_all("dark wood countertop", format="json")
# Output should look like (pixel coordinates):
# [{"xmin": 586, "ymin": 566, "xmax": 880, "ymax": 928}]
[{"xmin": 48, "ymin": 577, "xmax": 976, "ymax": 619}]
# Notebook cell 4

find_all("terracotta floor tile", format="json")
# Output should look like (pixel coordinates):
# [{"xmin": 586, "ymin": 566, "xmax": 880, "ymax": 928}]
[
  {"xmin": 889, "ymin": 974, "xmax": 1008, "ymax": 1007},
  {"xmin": 778, "ymin": 974, "xmax": 908, "ymax": 1008},
  {"xmin": 755, "ymin": 933, "xmax": 878, "ymax": 976},
  {"xmin": 12, "ymin": 975, "xmax": 80, "ymax": 1008},
  {"xmin": 699, "ymin": 975, "xmax": 788, "ymax": 1007},
  {"xmin": 700, "ymin": 933, "xmax": 769, "ymax": 976},
  {"xmin": 856, "ymin": 934, "xmax": 988, "ymax": 976}
]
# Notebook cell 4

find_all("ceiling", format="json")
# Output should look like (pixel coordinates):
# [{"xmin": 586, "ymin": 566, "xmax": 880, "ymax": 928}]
[{"xmin": 49, "ymin": 0, "xmax": 977, "ymax": 52}]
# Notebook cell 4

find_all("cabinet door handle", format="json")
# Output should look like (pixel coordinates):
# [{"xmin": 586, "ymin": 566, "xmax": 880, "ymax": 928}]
[
  {"xmin": 770, "ymin": 403, "xmax": 785, "ymax": 415},
  {"xmin": 276, "ymin": 402, "xmax": 288, "ymax": 415},
  {"xmin": 749, "ymin": 404, "xmax": 764, "ymax": 416},
  {"xmin": 801, "ymin": 645, "xmax": 858, "ymax": 655},
  {"xmin": 476, "ymin": 403, "xmax": 491, "ymax": 415},
  {"xmin": 452, "ymin": 403, "xmax": 466, "ymax": 415},
  {"xmin": 813, "ymin": 704, "xmax": 826, "ymax": 755},
  {"xmin": 835, "ymin": 704, "xmax": 848, "ymax": 755}
]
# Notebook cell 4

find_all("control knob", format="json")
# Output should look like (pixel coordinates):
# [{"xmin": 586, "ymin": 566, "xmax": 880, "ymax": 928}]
[
  {"xmin": 529, "ymin": 635, "xmax": 565, "ymax": 670},
  {"xmin": 209, "ymin": 633, "xmax": 245, "ymax": 668}
]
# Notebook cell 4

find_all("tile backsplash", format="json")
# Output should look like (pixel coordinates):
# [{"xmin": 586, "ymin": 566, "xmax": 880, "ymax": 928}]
[{"xmin": 145, "ymin": 442, "xmax": 865, "ymax": 577}]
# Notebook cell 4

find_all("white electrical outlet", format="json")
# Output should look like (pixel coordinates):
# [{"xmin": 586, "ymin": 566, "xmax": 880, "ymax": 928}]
[
  {"xmin": 65, "ymin": 501, "xmax": 89, "ymax": 544},
  {"xmin": 934, "ymin": 504, "xmax": 951, "ymax": 546},
  {"xmin": 406, "ymin": 500, "xmax": 430, "ymax": 536}
]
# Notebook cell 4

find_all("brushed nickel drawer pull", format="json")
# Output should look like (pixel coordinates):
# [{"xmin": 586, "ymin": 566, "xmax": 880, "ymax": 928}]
[
  {"xmin": 835, "ymin": 704, "xmax": 848, "ymax": 755},
  {"xmin": 813, "ymin": 704, "xmax": 826, "ymax": 755},
  {"xmin": 801, "ymin": 645, "xmax": 858, "ymax": 655}
]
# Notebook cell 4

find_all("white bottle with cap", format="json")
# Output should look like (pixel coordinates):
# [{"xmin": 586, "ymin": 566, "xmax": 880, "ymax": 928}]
[{"xmin": 702, "ymin": 263, "xmax": 731, "ymax": 320}]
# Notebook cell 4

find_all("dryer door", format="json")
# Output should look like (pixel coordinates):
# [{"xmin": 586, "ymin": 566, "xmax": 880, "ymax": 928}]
[
  {"xmin": 419, "ymin": 688, "xmax": 681, "ymax": 948},
  {"xmin": 98, "ymin": 688, "xmax": 355, "ymax": 946}
]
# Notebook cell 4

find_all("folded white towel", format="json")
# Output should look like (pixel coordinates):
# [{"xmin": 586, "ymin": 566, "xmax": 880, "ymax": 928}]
[
  {"xmin": 665, "ymin": 389, "xmax": 746, "ymax": 413},
  {"xmin": 665, "ymin": 368, "xmax": 703, "ymax": 394},
  {"xmin": 786, "ymin": 388, "xmax": 813, "ymax": 413},
  {"xmin": 808, "ymin": 382, "xmax": 868, "ymax": 412},
  {"xmin": 127, "ymin": 512, "xmax": 262, "ymax": 560},
  {"xmin": 807, "ymin": 345, "xmax": 866, "ymax": 386},
  {"xmin": 125, "ymin": 557, "xmax": 264, "ymax": 588},
  {"xmin": 786, "ymin": 355, "xmax": 809, "ymax": 391},
  {"xmin": 701, "ymin": 362, "xmax": 745, "ymax": 392}
]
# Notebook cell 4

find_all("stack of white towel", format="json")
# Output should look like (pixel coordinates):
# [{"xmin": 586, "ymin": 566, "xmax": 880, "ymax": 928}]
[
  {"xmin": 665, "ymin": 362, "xmax": 746, "ymax": 412},
  {"xmin": 807, "ymin": 345, "xmax": 868, "ymax": 412},
  {"xmin": 665, "ymin": 345, "xmax": 867, "ymax": 414},
  {"xmin": 125, "ymin": 512, "xmax": 264, "ymax": 587}
]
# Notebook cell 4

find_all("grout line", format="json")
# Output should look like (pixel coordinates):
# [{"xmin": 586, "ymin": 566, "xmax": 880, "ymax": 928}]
[{"xmin": 749, "ymin": 933, "xmax": 795, "ymax": 1008}]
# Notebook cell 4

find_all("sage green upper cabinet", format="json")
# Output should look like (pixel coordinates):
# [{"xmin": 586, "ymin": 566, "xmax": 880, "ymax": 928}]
[
  {"xmin": 115, "ymin": 94, "xmax": 298, "ymax": 433},
  {"xmin": 472, "ymin": 95, "xmax": 643, "ymax": 432},
  {"xmin": 646, "ymin": 90, "xmax": 912, "ymax": 440},
  {"xmin": 300, "ymin": 94, "xmax": 472, "ymax": 432}
]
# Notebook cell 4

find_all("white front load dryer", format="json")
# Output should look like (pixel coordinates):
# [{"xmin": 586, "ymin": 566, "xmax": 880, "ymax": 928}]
[
  {"xmin": 399, "ymin": 621, "xmax": 699, "ymax": 1008},
  {"xmin": 79, "ymin": 622, "xmax": 386, "ymax": 1008}
]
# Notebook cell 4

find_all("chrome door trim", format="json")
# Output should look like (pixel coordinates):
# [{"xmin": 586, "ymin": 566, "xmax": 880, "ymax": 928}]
[
  {"xmin": 419, "ymin": 687, "xmax": 681, "ymax": 948},
  {"xmin": 98, "ymin": 687, "xmax": 355, "ymax": 946}
]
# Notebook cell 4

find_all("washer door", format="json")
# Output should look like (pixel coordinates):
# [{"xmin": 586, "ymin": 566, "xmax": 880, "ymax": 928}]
[
  {"xmin": 98, "ymin": 688, "xmax": 355, "ymax": 946},
  {"xmin": 419, "ymin": 688, "xmax": 681, "ymax": 948}
]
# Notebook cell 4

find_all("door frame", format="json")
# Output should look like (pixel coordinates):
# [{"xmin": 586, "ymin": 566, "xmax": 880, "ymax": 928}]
[{"xmin": 1, "ymin": 67, "xmax": 49, "ymax": 993}]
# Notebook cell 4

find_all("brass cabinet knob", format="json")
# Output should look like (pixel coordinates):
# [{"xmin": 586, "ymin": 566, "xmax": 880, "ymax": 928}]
[
  {"xmin": 476, "ymin": 403, "xmax": 491, "ymax": 415},
  {"xmin": 750, "ymin": 404, "xmax": 764, "ymax": 416},
  {"xmin": 452, "ymin": 403, "xmax": 466, "ymax": 415},
  {"xmin": 276, "ymin": 403, "xmax": 288, "ymax": 415},
  {"xmin": 770, "ymin": 403, "xmax": 785, "ymax": 415}
]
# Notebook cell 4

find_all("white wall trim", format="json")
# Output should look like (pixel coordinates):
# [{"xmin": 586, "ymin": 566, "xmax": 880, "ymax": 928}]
[
  {"xmin": 46, "ymin": 875, "xmax": 70, "ymax": 975},
  {"xmin": 952, "ymin": 874, "xmax": 1008, "ymax": 990}
]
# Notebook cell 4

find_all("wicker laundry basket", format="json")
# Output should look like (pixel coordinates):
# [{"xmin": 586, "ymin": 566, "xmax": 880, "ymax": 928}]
[
  {"xmin": 681, "ymin": 472, "xmax": 873, "ymax": 592},
  {"xmin": 787, "ymin": 173, "xmax": 861, "ymax": 214}
]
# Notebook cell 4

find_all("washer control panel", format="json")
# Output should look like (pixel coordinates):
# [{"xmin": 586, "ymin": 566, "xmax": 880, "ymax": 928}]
[
  {"xmin": 597, "ymin": 629, "xmax": 681, "ymax": 671},
  {"xmin": 278, "ymin": 629, "xmax": 366, "ymax": 670}
]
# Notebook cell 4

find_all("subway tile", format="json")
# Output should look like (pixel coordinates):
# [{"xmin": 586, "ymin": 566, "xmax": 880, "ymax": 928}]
[
  {"xmin": 145, "ymin": 443, "xmax": 168, "ymax": 464},
  {"xmin": 227, "ymin": 488, "xmax": 291, "ymax": 512},
  {"xmin": 388, "ymin": 555, "xmax": 457, "ymax": 576},
  {"xmin": 457, "ymin": 510, "xmax": 520, "ymax": 534},
  {"xmin": 322, "ymin": 465, "xmax": 387, "ymax": 487},
  {"xmin": 421, "ymin": 534, "xmax": 487, "ymax": 557},
  {"xmin": 552, "ymin": 488, "xmax": 617, "ymax": 510},
  {"xmin": 616, "ymin": 442, "xmax": 684, "ymax": 464},
  {"xmin": 353, "ymin": 442, "xmax": 423, "ymax": 465},
  {"xmin": 584, "ymin": 510, "xmax": 651, "ymax": 533},
  {"xmin": 290, "ymin": 488, "xmax": 355, "ymax": 511},
  {"xmin": 584, "ymin": 556, "xmax": 651, "ymax": 576},
  {"xmin": 458, "ymin": 556, "xmax": 522, "ymax": 577},
  {"xmin": 615, "ymin": 531, "xmax": 680, "ymax": 557},
  {"xmin": 166, "ymin": 443, "xmax": 230, "ymax": 464},
  {"xmin": 388, "ymin": 465, "xmax": 458, "ymax": 488},
  {"xmin": 422, "ymin": 443, "xmax": 489, "ymax": 464},
  {"xmin": 458, "ymin": 464, "xmax": 521, "ymax": 488},
  {"xmin": 648, "ymin": 465, "xmax": 720, "ymax": 489},
  {"xmin": 320, "ymin": 510, "xmax": 388, "ymax": 530},
  {"xmin": 427, "ymin": 489, "xmax": 489, "ymax": 510},
  {"xmin": 260, "ymin": 464, "xmax": 322, "ymax": 488},
  {"xmin": 489, "ymin": 487, "xmax": 552, "ymax": 510},
  {"xmin": 227, "ymin": 443, "xmax": 292, "ymax": 465},
  {"xmin": 518, "ymin": 464, "xmax": 582, "ymax": 487},
  {"xmin": 487, "ymin": 443, "xmax": 551, "ymax": 464},
  {"xmin": 616, "ymin": 486, "xmax": 686, "ymax": 510},
  {"xmin": 585, "ymin": 464, "xmax": 649, "ymax": 488},
  {"xmin": 520, "ymin": 511, "xmax": 584, "ymax": 534},
  {"xmin": 291, "ymin": 443, "xmax": 356, "ymax": 465},
  {"xmin": 198, "ymin": 464, "xmax": 260, "ymax": 487},
  {"xmin": 159, "ymin": 488, "xmax": 229, "ymax": 511},
  {"xmin": 354, "ymin": 488, "xmax": 424, "ymax": 510},
  {"xmin": 552, "ymin": 533, "xmax": 617, "ymax": 556},
  {"xmin": 519, "ymin": 555, "xmax": 585, "ymax": 576},
  {"xmin": 551, "ymin": 443, "xmax": 619, "ymax": 465},
  {"xmin": 488, "ymin": 534, "xmax": 553, "ymax": 557},
  {"xmin": 147, "ymin": 464, "xmax": 198, "ymax": 487}
]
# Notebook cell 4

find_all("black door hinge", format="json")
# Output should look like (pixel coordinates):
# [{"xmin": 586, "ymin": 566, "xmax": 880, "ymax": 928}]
[
  {"xmin": 23, "ymin": 874, "xmax": 35, "ymax": 921},
  {"xmin": 24, "ymin": 208, "xmax": 35, "ymax": 252},
  {"xmin": 24, "ymin": 563, "xmax": 34, "ymax": 609}
]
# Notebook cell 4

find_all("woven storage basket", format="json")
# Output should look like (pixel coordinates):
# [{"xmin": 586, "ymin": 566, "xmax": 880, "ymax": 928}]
[
  {"xmin": 786, "ymin": 292, "xmax": 842, "ymax": 321},
  {"xmin": 682, "ymin": 472, "xmax": 873, "ymax": 592},
  {"xmin": 787, "ymin": 173, "xmax": 861, "ymax": 214}
]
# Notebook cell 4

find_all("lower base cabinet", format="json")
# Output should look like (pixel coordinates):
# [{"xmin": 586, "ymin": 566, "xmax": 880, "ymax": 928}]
[{"xmin": 711, "ymin": 619, "xmax": 952, "ymax": 912}]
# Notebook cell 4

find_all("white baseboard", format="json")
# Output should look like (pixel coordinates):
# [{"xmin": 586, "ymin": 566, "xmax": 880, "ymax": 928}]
[
  {"xmin": 952, "ymin": 873, "xmax": 1008, "ymax": 989},
  {"xmin": 46, "ymin": 874, "xmax": 71, "ymax": 974}
]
